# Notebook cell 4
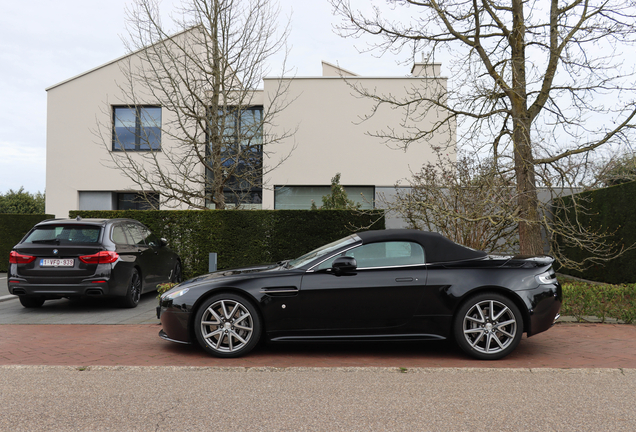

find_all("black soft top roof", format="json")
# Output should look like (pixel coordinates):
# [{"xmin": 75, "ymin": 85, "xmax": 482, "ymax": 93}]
[{"xmin": 356, "ymin": 229, "xmax": 486, "ymax": 263}]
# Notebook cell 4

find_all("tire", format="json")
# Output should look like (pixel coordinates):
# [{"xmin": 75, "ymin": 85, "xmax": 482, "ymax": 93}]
[
  {"xmin": 171, "ymin": 261, "xmax": 182, "ymax": 284},
  {"xmin": 120, "ymin": 268, "xmax": 142, "ymax": 308},
  {"xmin": 194, "ymin": 293, "xmax": 261, "ymax": 358},
  {"xmin": 19, "ymin": 296, "xmax": 45, "ymax": 308},
  {"xmin": 453, "ymin": 292, "xmax": 523, "ymax": 360}
]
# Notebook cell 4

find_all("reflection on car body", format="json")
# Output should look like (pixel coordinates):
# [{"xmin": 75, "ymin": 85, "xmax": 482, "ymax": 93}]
[
  {"xmin": 8, "ymin": 217, "xmax": 182, "ymax": 308},
  {"xmin": 158, "ymin": 229, "xmax": 561, "ymax": 360}
]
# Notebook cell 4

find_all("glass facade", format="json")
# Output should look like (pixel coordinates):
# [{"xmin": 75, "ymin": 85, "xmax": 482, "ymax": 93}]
[
  {"xmin": 274, "ymin": 186, "xmax": 375, "ymax": 210},
  {"xmin": 117, "ymin": 192, "xmax": 159, "ymax": 210},
  {"xmin": 207, "ymin": 106, "xmax": 263, "ymax": 207}
]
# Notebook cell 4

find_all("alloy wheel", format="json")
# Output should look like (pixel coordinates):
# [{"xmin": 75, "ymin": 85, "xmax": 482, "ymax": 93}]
[
  {"xmin": 199, "ymin": 298, "xmax": 255, "ymax": 354},
  {"xmin": 461, "ymin": 299, "xmax": 518, "ymax": 355}
]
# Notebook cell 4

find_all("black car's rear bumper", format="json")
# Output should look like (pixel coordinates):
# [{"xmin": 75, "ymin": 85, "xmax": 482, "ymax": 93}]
[
  {"xmin": 523, "ymin": 282, "xmax": 562, "ymax": 337},
  {"xmin": 8, "ymin": 278, "xmax": 120, "ymax": 298}
]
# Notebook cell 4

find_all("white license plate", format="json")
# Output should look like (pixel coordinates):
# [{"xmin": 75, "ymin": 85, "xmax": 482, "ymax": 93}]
[{"xmin": 40, "ymin": 259, "xmax": 74, "ymax": 267}]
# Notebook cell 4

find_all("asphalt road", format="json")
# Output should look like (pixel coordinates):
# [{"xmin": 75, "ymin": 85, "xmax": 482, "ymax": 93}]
[{"xmin": 1, "ymin": 366, "xmax": 635, "ymax": 431}]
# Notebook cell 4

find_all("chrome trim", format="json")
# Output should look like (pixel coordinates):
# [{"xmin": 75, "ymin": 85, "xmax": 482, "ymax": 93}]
[
  {"xmin": 259, "ymin": 288, "xmax": 299, "ymax": 294},
  {"xmin": 355, "ymin": 263, "xmax": 425, "ymax": 271},
  {"xmin": 306, "ymin": 242, "xmax": 426, "ymax": 272},
  {"xmin": 307, "ymin": 261, "xmax": 426, "ymax": 273}
]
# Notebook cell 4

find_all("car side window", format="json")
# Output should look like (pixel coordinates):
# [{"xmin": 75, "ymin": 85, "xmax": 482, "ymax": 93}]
[
  {"xmin": 345, "ymin": 242, "xmax": 425, "ymax": 268},
  {"xmin": 111, "ymin": 225, "xmax": 129, "ymax": 245},
  {"xmin": 315, "ymin": 241, "xmax": 425, "ymax": 270},
  {"xmin": 125, "ymin": 223, "xmax": 146, "ymax": 246}
]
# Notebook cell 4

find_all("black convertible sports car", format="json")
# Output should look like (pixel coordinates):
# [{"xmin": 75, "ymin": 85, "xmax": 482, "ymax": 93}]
[{"xmin": 158, "ymin": 230, "xmax": 562, "ymax": 360}]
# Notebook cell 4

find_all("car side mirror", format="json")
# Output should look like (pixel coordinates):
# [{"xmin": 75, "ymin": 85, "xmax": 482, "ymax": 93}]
[
  {"xmin": 332, "ymin": 256, "xmax": 357, "ymax": 274},
  {"xmin": 160, "ymin": 238, "xmax": 168, "ymax": 247}
]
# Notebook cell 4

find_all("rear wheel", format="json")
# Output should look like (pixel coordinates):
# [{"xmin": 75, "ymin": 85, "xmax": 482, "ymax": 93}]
[
  {"xmin": 453, "ymin": 292, "xmax": 523, "ymax": 360},
  {"xmin": 194, "ymin": 293, "xmax": 261, "ymax": 358},
  {"xmin": 120, "ymin": 268, "xmax": 142, "ymax": 308},
  {"xmin": 19, "ymin": 296, "xmax": 45, "ymax": 308}
]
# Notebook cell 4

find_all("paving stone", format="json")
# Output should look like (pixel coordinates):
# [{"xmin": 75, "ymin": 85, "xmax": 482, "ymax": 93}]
[{"xmin": 1, "ymin": 323, "xmax": 635, "ymax": 368}]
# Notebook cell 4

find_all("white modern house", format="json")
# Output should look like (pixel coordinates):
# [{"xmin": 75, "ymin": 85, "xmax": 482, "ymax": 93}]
[{"xmin": 45, "ymin": 39, "xmax": 455, "ymax": 226}]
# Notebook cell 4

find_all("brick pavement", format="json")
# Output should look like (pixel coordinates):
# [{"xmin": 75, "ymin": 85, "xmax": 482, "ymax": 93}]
[{"xmin": 1, "ymin": 323, "xmax": 635, "ymax": 368}]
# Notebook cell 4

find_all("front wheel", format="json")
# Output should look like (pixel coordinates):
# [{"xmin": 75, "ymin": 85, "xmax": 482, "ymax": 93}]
[
  {"xmin": 453, "ymin": 292, "xmax": 523, "ymax": 360},
  {"xmin": 194, "ymin": 293, "xmax": 261, "ymax": 358}
]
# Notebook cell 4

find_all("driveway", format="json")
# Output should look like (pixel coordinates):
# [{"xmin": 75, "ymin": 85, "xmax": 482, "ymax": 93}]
[{"xmin": 0, "ymin": 272, "xmax": 159, "ymax": 325}]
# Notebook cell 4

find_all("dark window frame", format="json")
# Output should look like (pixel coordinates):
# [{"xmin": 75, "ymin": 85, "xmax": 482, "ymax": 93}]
[
  {"xmin": 116, "ymin": 192, "xmax": 160, "ymax": 210},
  {"xmin": 112, "ymin": 105, "xmax": 162, "ymax": 151}
]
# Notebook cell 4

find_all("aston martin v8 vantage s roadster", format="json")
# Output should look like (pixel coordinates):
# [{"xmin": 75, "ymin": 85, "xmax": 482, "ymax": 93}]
[{"xmin": 158, "ymin": 230, "xmax": 562, "ymax": 360}]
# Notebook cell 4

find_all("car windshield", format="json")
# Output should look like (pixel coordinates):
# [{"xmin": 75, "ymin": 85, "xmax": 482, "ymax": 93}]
[
  {"xmin": 23, "ymin": 225, "xmax": 102, "ymax": 244},
  {"xmin": 287, "ymin": 235, "xmax": 360, "ymax": 269}
]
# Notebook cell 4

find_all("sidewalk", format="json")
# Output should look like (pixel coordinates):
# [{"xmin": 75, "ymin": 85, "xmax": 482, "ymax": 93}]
[{"xmin": 1, "ymin": 322, "xmax": 635, "ymax": 368}]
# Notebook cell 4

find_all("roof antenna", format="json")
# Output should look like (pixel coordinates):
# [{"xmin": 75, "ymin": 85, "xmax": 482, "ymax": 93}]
[{"xmin": 76, "ymin": 215, "xmax": 82, "ymax": 221}]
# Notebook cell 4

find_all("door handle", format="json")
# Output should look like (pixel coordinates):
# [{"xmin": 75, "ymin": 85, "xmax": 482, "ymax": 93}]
[{"xmin": 395, "ymin": 277, "xmax": 413, "ymax": 282}]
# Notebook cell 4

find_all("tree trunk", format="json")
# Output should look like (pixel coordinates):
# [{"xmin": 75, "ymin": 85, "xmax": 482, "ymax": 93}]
[{"xmin": 511, "ymin": 0, "xmax": 543, "ymax": 255}]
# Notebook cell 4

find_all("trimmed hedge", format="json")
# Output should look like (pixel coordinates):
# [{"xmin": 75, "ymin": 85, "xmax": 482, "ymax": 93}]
[
  {"xmin": 0, "ymin": 214, "xmax": 55, "ymax": 272},
  {"xmin": 69, "ymin": 209, "xmax": 385, "ymax": 279},
  {"xmin": 555, "ymin": 181, "xmax": 636, "ymax": 284},
  {"xmin": 561, "ymin": 281, "xmax": 636, "ymax": 324}
]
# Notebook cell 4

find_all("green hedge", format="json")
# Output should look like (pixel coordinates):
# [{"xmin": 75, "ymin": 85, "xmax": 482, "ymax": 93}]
[
  {"xmin": 0, "ymin": 214, "xmax": 55, "ymax": 272},
  {"xmin": 561, "ymin": 281, "xmax": 636, "ymax": 324},
  {"xmin": 70, "ymin": 209, "xmax": 385, "ymax": 279},
  {"xmin": 555, "ymin": 181, "xmax": 636, "ymax": 284}
]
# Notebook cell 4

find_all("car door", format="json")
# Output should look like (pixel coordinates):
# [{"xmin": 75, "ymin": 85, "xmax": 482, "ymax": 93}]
[
  {"xmin": 298, "ymin": 241, "xmax": 428, "ymax": 332},
  {"xmin": 138, "ymin": 225, "xmax": 174, "ymax": 283},
  {"xmin": 123, "ymin": 222, "xmax": 158, "ymax": 290}
]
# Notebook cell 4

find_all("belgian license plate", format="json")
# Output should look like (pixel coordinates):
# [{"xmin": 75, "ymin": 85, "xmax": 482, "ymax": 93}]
[{"xmin": 40, "ymin": 259, "xmax": 74, "ymax": 267}]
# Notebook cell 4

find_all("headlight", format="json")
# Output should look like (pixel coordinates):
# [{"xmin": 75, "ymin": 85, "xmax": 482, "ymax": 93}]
[
  {"xmin": 535, "ymin": 270, "xmax": 557, "ymax": 285},
  {"xmin": 163, "ymin": 287, "xmax": 189, "ymax": 300}
]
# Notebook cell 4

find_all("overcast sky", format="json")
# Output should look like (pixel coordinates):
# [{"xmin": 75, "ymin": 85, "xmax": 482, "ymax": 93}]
[{"xmin": 0, "ymin": 0, "xmax": 417, "ymax": 195}]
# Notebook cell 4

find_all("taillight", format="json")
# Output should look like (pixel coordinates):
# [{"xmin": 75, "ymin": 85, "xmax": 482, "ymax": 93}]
[
  {"xmin": 79, "ymin": 251, "xmax": 119, "ymax": 264},
  {"xmin": 10, "ymin": 251, "xmax": 36, "ymax": 264}
]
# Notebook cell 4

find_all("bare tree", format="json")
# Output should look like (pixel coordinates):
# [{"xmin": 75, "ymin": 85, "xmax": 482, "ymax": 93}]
[
  {"xmin": 591, "ymin": 152, "xmax": 636, "ymax": 187},
  {"xmin": 96, "ymin": 0, "xmax": 294, "ymax": 209},
  {"xmin": 389, "ymin": 153, "xmax": 519, "ymax": 252},
  {"xmin": 330, "ymin": 0, "xmax": 636, "ymax": 257}
]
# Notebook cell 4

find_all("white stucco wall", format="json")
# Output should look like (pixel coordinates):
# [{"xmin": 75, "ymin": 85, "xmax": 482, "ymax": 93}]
[
  {"xmin": 261, "ymin": 71, "xmax": 454, "ymax": 208},
  {"xmin": 45, "ymin": 49, "xmax": 455, "ymax": 217}
]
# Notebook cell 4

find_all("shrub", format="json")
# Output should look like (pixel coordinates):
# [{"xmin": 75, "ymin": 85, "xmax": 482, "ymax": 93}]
[
  {"xmin": 0, "ymin": 214, "xmax": 54, "ymax": 272},
  {"xmin": 560, "ymin": 280, "xmax": 636, "ymax": 324},
  {"xmin": 70, "ymin": 209, "xmax": 385, "ymax": 279}
]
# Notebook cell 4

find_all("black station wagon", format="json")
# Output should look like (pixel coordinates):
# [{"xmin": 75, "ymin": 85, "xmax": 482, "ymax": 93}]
[{"xmin": 8, "ymin": 217, "xmax": 181, "ymax": 308}]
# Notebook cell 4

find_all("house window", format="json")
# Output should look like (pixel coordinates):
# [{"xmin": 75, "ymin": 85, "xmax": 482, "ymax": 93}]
[
  {"xmin": 274, "ymin": 186, "xmax": 375, "ymax": 210},
  {"xmin": 113, "ymin": 106, "xmax": 161, "ymax": 151},
  {"xmin": 117, "ymin": 192, "xmax": 160, "ymax": 210},
  {"xmin": 206, "ymin": 106, "xmax": 263, "ymax": 207}
]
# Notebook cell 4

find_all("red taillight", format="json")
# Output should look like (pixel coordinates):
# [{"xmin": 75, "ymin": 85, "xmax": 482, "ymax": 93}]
[
  {"xmin": 79, "ymin": 251, "xmax": 119, "ymax": 264},
  {"xmin": 10, "ymin": 251, "xmax": 36, "ymax": 264}
]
